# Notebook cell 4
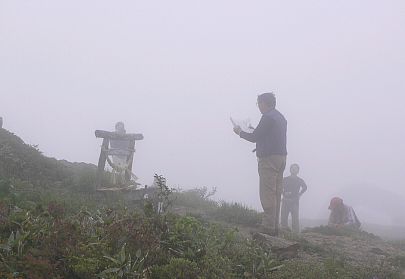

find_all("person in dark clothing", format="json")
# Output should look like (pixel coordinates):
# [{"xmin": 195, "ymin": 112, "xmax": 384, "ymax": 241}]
[
  {"xmin": 233, "ymin": 92, "xmax": 287, "ymax": 236},
  {"xmin": 281, "ymin": 164, "xmax": 307, "ymax": 233}
]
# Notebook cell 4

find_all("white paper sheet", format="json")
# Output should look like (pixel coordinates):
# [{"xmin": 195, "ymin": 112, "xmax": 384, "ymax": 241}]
[{"xmin": 230, "ymin": 117, "xmax": 254, "ymax": 133}]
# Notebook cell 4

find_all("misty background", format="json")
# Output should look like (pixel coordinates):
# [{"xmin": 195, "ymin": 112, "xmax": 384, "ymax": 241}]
[{"xmin": 1, "ymin": 1, "xmax": 404, "ymax": 227}]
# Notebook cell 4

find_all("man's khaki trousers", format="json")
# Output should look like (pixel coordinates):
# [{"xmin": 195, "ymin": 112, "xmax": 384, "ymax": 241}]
[{"xmin": 258, "ymin": 155, "xmax": 286, "ymax": 234}]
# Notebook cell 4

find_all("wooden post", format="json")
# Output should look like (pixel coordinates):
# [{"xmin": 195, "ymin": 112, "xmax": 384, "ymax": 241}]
[
  {"xmin": 96, "ymin": 138, "xmax": 109, "ymax": 189},
  {"xmin": 95, "ymin": 129, "xmax": 143, "ymax": 189},
  {"xmin": 125, "ymin": 139, "xmax": 136, "ymax": 182}
]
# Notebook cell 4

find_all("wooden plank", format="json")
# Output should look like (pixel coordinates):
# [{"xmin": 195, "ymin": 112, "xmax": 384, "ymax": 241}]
[
  {"xmin": 95, "ymin": 130, "xmax": 144, "ymax": 141},
  {"xmin": 96, "ymin": 186, "xmax": 137, "ymax": 192},
  {"xmin": 96, "ymin": 138, "xmax": 109, "ymax": 189}
]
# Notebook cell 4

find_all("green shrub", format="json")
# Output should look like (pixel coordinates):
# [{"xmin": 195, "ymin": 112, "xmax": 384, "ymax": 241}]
[
  {"xmin": 150, "ymin": 258, "xmax": 201, "ymax": 279},
  {"xmin": 212, "ymin": 201, "xmax": 261, "ymax": 226}
]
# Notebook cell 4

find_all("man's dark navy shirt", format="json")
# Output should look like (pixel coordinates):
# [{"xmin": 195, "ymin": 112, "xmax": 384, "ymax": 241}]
[
  {"xmin": 239, "ymin": 109, "xmax": 287, "ymax": 158},
  {"xmin": 283, "ymin": 175, "xmax": 307, "ymax": 200}
]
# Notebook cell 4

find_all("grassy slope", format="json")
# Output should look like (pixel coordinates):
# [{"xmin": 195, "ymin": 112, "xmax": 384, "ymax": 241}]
[
  {"xmin": 0, "ymin": 128, "xmax": 97, "ymax": 190},
  {"xmin": 1, "ymin": 128, "xmax": 405, "ymax": 278}
]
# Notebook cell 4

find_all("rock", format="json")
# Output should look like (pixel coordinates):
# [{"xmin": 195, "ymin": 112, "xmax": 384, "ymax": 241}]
[{"xmin": 252, "ymin": 232, "xmax": 300, "ymax": 259}]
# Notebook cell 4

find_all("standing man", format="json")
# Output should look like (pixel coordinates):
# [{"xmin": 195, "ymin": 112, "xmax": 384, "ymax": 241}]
[
  {"xmin": 233, "ymin": 93, "xmax": 287, "ymax": 236},
  {"xmin": 281, "ymin": 164, "xmax": 307, "ymax": 233}
]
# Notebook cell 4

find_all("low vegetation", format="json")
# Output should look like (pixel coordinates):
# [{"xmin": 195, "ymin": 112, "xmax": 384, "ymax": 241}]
[
  {"xmin": 0, "ymin": 177, "xmax": 403, "ymax": 278},
  {"xmin": 0, "ymin": 128, "xmax": 404, "ymax": 278}
]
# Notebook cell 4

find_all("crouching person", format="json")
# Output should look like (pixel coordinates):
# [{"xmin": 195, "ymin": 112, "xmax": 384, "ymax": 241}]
[{"xmin": 328, "ymin": 197, "xmax": 361, "ymax": 229}]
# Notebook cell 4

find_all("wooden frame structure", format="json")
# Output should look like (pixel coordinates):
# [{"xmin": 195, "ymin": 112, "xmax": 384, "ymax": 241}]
[{"xmin": 95, "ymin": 130, "xmax": 143, "ymax": 190}]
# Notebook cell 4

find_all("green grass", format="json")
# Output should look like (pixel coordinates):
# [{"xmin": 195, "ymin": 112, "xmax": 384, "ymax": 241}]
[
  {"xmin": 0, "ymin": 182, "xmax": 403, "ymax": 278},
  {"xmin": 1, "ymin": 130, "xmax": 404, "ymax": 278},
  {"xmin": 172, "ymin": 188, "xmax": 261, "ymax": 227}
]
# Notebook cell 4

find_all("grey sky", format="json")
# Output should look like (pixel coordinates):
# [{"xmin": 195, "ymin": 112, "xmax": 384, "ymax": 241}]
[{"xmin": 1, "ymin": 0, "xmax": 405, "ymax": 225}]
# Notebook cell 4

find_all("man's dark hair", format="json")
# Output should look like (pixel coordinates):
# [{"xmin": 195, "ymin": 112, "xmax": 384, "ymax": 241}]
[
  {"xmin": 258, "ymin": 92, "xmax": 276, "ymax": 109},
  {"xmin": 290, "ymin": 163, "xmax": 300, "ymax": 170}
]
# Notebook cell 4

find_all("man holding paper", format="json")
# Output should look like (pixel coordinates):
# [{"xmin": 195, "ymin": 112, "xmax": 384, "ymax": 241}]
[{"xmin": 233, "ymin": 93, "xmax": 287, "ymax": 236}]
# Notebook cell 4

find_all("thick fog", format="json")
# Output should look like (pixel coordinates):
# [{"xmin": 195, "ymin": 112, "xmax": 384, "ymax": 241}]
[{"xmin": 1, "ymin": 0, "xmax": 404, "ymax": 226}]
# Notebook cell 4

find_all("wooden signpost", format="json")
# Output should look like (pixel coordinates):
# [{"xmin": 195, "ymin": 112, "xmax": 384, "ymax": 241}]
[{"xmin": 95, "ymin": 130, "xmax": 144, "ymax": 190}]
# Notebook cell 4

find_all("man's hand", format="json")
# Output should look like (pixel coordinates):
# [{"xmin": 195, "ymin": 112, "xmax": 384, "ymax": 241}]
[{"xmin": 233, "ymin": 125, "xmax": 242, "ymax": 135}]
